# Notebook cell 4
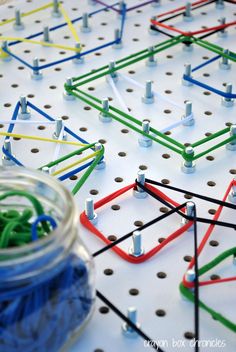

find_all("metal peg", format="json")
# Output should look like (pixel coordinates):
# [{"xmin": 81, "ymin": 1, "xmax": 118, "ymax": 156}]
[
  {"xmin": 18, "ymin": 96, "xmax": 31, "ymax": 120},
  {"xmin": 13, "ymin": 10, "xmax": 24, "ymax": 30},
  {"xmin": 52, "ymin": 118, "xmax": 67, "ymax": 140},
  {"xmin": 149, "ymin": 16, "xmax": 158, "ymax": 35},
  {"xmin": 2, "ymin": 139, "xmax": 15, "ymax": 166},
  {"xmin": 51, "ymin": 0, "xmax": 61, "ymax": 18},
  {"xmin": 182, "ymin": 63, "xmax": 193, "ymax": 86},
  {"xmin": 151, "ymin": 0, "xmax": 161, "ymax": 7},
  {"xmin": 218, "ymin": 17, "xmax": 227, "ymax": 37},
  {"xmin": 63, "ymin": 77, "xmax": 75, "ymax": 101},
  {"xmin": 94, "ymin": 142, "xmax": 106, "ymax": 170},
  {"xmin": 129, "ymin": 231, "xmax": 144, "ymax": 257},
  {"xmin": 228, "ymin": 177, "xmax": 236, "ymax": 204},
  {"xmin": 122, "ymin": 307, "xmax": 140, "ymax": 338},
  {"xmin": 182, "ymin": 101, "xmax": 194, "ymax": 126},
  {"xmin": 81, "ymin": 13, "xmax": 91, "ymax": 33},
  {"xmin": 99, "ymin": 98, "xmax": 112, "ymax": 122},
  {"xmin": 181, "ymin": 146, "xmax": 196, "ymax": 173},
  {"xmin": 183, "ymin": 2, "xmax": 193, "ymax": 22},
  {"xmin": 133, "ymin": 171, "xmax": 148, "ymax": 199},
  {"xmin": 142, "ymin": 80, "xmax": 154, "ymax": 104},
  {"xmin": 222, "ymin": 83, "xmax": 234, "ymax": 107},
  {"xmin": 138, "ymin": 120, "xmax": 152, "ymax": 147},
  {"xmin": 146, "ymin": 46, "xmax": 157, "ymax": 67},
  {"xmin": 226, "ymin": 125, "xmax": 236, "ymax": 150},
  {"xmin": 185, "ymin": 269, "xmax": 195, "ymax": 282},
  {"xmin": 85, "ymin": 198, "xmax": 98, "ymax": 225},
  {"xmin": 219, "ymin": 49, "xmax": 231, "ymax": 70},
  {"xmin": 106, "ymin": 61, "xmax": 118, "ymax": 82},
  {"xmin": 73, "ymin": 43, "xmax": 84, "ymax": 64},
  {"xmin": 181, "ymin": 201, "xmax": 195, "ymax": 231},
  {"xmin": 113, "ymin": 29, "xmax": 123, "ymax": 49},
  {"xmin": 216, "ymin": 0, "xmax": 224, "ymax": 9},
  {"xmin": 31, "ymin": 58, "xmax": 43, "ymax": 80},
  {"xmin": 42, "ymin": 26, "xmax": 52, "ymax": 43}
]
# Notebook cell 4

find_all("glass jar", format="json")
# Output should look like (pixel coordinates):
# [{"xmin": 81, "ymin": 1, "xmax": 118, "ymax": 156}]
[{"xmin": 0, "ymin": 167, "xmax": 95, "ymax": 352}]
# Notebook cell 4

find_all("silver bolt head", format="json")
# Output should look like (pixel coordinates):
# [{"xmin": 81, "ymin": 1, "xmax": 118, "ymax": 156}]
[
  {"xmin": 52, "ymin": 131, "xmax": 67, "ymax": 141},
  {"xmin": 63, "ymin": 91, "xmax": 75, "ymax": 101},
  {"xmin": 218, "ymin": 31, "xmax": 227, "ymax": 38},
  {"xmin": 228, "ymin": 192, "xmax": 236, "ymax": 204},
  {"xmin": 182, "ymin": 44, "xmax": 193, "ymax": 52},
  {"xmin": 181, "ymin": 161, "xmax": 196, "ymax": 174},
  {"xmin": 133, "ymin": 189, "xmax": 148, "ymax": 199},
  {"xmin": 128, "ymin": 246, "xmax": 144, "ymax": 257},
  {"xmin": 151, "ymin": 1, "xmax": 160, "ymax": 7},
  {"xmin": 31, "ymin": 72, "xmax": 43, "ymax": 80},
  {"xmin": 18, "ymin": 109, "xmax": 31, "ymax": 120},
  {"xmin": 122, "ymin": 322, "xmax": 141, "ymax": 337},
  {"xmin": 182, "ymin": 78, "xmax": 193, "ymax": 86},
  {"xmin": 181, "ymin": 217, "xmax": 194, "ymax": 231},
  {"xmin": 138, "ymin": 137, "xmax": 152, "ymax": 148},
  {"xmin": 73, "ymin": 57, "xmax": 84, "ymax": 65},
  {"xmin": 99, "ymin": 113, "xmax": 112, "ymax": 123},
  {"xmin": 13, "ymin": 23, "xmax": 24, "ymax": 31},
  {"xmin": 112, "ymin": 41, "xmax": 123, "ymax": 49},
  {"xmin": 95, "ymin": 160, "xmax": 106, "ymax": 170},
  {"xmin": 142, "ymin": 95, "xmax": 154, "ymax": 104},
  {"xmin": 51, "ymin": 10, "xmax": 62, "ymax": 18},
  {"xmin": 216, "ymin": 3, "xmax": 224, "ymax": 9},
  {"xmin": 89, "ymin": 212, "xmax": 98, "ymax": 225},
  {"xmin": 145, "ymin": 59, "xmax": 157, "ymax": 67},
  {"xmin": 219, "ymin": 62, "xmax": 231, "ymax": 70},
  {"xmin": 2, "ymin": 155, "xmax": 15, "ymax": 167},
  {"xmin": 226, "ymin": 142, "xmax": 236, "ymax": 151},
  {"xmin": 106, "ymin": 74, "xmax": 118, "ymax": 83},
  {"xmin": 148, "ymin": 27, "xmax": 159, "ymax": 35},
  {"xmin": 221, "ymin": 98, "xmax": 234, "ymax": 108},
  {"xmin": 81, "ymin": 26, "xmax": 92, "ymax": 33},
  {"xmin": 183, "ymin": 15, "xmax": 193, "ymax": 22},
  {"xmin": 181, "ymin": 115, "xmax": 195, "ymax": 126}
]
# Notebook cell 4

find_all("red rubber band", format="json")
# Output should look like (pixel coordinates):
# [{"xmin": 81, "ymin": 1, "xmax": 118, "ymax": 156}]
[
  {"xmin": 80, "ymin": 183, "xmax": 192, "ymax": 263},
  {"xmin": 150, "ymin": 19, "xmax": 236, "ymax": 37},
  {"xmin": 156, "ymin": 0, "xmax": 212, "ymax": 19}
]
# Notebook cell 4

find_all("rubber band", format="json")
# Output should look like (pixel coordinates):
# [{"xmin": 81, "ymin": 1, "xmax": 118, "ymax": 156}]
[
  {"xmin": 0, "ymin": 37, "xmax": 81, "ymax": 53},
  {"xmin": 107, "ymin": 76, "xmax": 130, "ymax": 114},
  {"xmin": 0, "ymin": 2, "xmax": 53, "ymax": 26},
  {"xmin": 31, "ymin": 214, "xmax": 57, "ymax": 241},
  {"xmin": 59, "ymin": 4, "xmax": 81, "ymax": 44},
  {"xmin": 0, "ymin": 132, "xmax": 86, "ymax": 147},
  {"xmin": 51, "ymin": 151, "xmax": 99, "ymax": 177}
]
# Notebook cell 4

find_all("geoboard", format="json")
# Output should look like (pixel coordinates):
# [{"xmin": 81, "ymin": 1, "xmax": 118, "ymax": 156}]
[{"xmin": 0, "ymin": 0, "xmax": 236, "ymax": 351}]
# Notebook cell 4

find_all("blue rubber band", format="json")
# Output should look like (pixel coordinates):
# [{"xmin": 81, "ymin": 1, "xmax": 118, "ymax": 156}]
[
  {"xmin": 31, "ymin": 214, "xmax": 57, "ymax": 241},
  {"xmin": 192, "ymin": 55, "xmax": 221, "ymax": 72},
  {"xmin": 183, "ymin": 74, "xmax": 236, "ymax": 98}
]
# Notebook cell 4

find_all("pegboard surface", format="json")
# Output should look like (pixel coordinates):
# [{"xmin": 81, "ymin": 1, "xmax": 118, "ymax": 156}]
[{"xmin": 0, "ymin": 1, "xmax": 236, "ymax": 351}]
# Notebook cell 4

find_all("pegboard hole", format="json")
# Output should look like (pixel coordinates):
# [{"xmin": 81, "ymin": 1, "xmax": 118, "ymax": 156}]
[
  {"xmin": 207, "ymin": 181, "xmax": 216, "ymax": 187},
  {"xmin": 90, "ymin": 189, "xmax": 99, "ymax": 195},
  {"xmin": 157, "ymin": 272, "xmax": 167, "ymax": 279},
  {"xmin": 111, "ymin": 204, "xmax": 120, "ymax": 211},
  {"xmin": 114, "ymin": 177, "xmax": 123, "ymax": 183},
  {"xmin": 107, "ymin": 235, "xmax": 117, "ymax": 242},
  {"xmin": 183, "ymin": 255, "xmax": 192, "ymax": 262},
  {"xmin": 155, "ymin": 309, "xmax": 166, "ymax": 317},
  {"xmin": 184, "ymin": 332, "xmax": 195, "ymax": 340},
  {"xmin": 129, "ymin": 288, "xmax": 139, "ymax": 296},
  {"xmin": 134, "ymin": 220, "xmax": 143, "ymax": 227},
  {"xmin": 118, "ymin": 152, "xmax": 126, "ymax": 157},
  {"xmin": 159, "ymin": 207, "xmax": 169, "ymax": 213},
  {"xmin": 99, "ymin": 306, "xmax": 109, "ymax": 314},
  {"xmin": 209, "ymin": 240, "xmax": 219, "ymax": 247},
  {"xmin": 104, "ymin": 269, "xmax": 114, "ymax": 276},
  {"xmin": 31, "ymin": 148, "xmax": 39, "ymax": 153}
]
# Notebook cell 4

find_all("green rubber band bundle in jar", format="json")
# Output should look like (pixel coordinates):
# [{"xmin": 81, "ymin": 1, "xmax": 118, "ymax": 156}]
[{"xmin": 0, "ymin": 167, "xmax": 95, "ymax": 352}]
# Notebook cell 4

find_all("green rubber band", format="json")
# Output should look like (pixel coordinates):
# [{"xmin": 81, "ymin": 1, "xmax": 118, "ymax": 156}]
[{"xmin": 180, "ymin": 247, "xmax": 236, "ymax": 333}]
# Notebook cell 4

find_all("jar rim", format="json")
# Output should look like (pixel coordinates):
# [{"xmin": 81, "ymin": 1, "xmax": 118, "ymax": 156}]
[{"xmin": 0, "ymin": 166, "xmax": 76, "ymax": 262}]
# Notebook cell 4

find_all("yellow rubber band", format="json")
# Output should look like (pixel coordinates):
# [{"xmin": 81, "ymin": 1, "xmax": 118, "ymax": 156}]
[
  {"xmin": 51, "ymin": 151, "xmax": 99, "ymax": 176},
  {"xmin": 0, "ymin": 132, "xmax": 86, "ymax": 147},
  {"xmin": 59, "ymin": 4, "xmax": 81, "ymax": 44},
  {"xmin": 0, "ymin": 3, "xmax": 53, "ymax": 26},
  {"xmin": 0, "ymin": 36, "xmax": 81, "ymax": 53}
]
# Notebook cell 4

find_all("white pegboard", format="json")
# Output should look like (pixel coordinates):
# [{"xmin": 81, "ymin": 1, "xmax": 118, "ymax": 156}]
[{"xmin": 0, "ymin": 1, "xmax": 236, "ymax": 351}]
